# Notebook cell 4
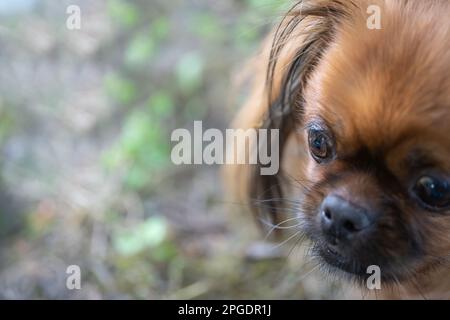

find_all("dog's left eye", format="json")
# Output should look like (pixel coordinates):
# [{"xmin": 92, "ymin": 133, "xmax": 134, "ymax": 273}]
[
  {"xmin": 413, "ymin": 175, "xmax": 450, "ymax": 211},
  {"xmin": 308, "ymin": 129, "xmax": 334, "ymax": 163}
]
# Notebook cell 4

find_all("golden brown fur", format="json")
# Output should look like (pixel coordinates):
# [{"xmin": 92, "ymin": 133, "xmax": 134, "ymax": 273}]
[{"xmin": 226, "ymin": 0, "xmax": 450, "ymax": 299}]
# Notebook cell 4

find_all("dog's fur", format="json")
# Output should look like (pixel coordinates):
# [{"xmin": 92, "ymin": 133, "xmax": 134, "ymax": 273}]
[{"xmin": 226, "ymin": 0, "xmax": 450, "ymax": 299}]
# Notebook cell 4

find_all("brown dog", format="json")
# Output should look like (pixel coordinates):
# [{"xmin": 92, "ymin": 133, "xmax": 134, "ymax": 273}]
[{"xmin": 226, "ymin": 0, "xmax": 450, "ymax": 299}]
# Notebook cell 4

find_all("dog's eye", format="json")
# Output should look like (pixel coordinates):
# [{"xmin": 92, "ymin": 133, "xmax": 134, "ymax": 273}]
[
  {"xmin": 308, "ymin": 129, "xmax": 333, "ymax": 163},
  {"xmin": 413, "ymin": 175, "xmax": 450, "ymax": 211}
]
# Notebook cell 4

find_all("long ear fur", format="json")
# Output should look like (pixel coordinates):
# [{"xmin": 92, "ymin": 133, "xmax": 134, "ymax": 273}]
[{"xmin": 225, "ymin": 0, "xmax": 357, "ymax": 229}]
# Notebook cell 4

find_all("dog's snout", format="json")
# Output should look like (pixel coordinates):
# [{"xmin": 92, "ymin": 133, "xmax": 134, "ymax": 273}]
[{"xmin": 320, "ymin": 195, "xmax": 373, "ymax": 242}]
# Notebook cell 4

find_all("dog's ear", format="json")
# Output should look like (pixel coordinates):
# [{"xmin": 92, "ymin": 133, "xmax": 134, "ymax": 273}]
[{"xmin": 225, "ymin": 0, "xmax": 357, "ymax": 229}]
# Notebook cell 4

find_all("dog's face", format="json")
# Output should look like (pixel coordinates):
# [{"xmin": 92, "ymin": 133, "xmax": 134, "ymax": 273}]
[
  {"xmin": 238, "ymin": 0, "xmax": 450, "ymax": 291},
  {"xmin": 227, "ymin": 0, "xmax": 450, "ymax": 296},
  {"xmin": 290, "ymin": 1, "xmax": 450, "ymax": 284}
]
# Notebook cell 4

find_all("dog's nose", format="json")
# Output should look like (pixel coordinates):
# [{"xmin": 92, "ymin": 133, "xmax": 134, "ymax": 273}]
[{"xmin": 320, "ymin": 195, "xmax": 373, "ymax": 242}]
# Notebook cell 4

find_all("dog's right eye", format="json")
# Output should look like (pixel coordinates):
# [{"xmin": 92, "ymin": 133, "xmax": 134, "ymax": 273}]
[
  {"xmin": 413, "ymin": 175, "xmax": 450, "ymax": 211},
  {"xmin": 308, "ymin": 128, "xmax": 334, "ymax": 163}
]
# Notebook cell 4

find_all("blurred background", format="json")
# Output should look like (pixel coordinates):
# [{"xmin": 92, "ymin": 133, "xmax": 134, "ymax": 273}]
[{"xmin": 0, "ymin": 0, "xmax": 345, "ymax": 299}]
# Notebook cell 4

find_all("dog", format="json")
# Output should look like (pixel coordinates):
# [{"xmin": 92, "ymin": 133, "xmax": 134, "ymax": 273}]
[{"xmin": 226, "ymin": 0, "xmax": 450, "ymax": 299}]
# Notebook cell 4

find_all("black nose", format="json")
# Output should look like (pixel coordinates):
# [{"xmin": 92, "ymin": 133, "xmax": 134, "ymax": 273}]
[{"xmin": 320, "ymin": 195, "xmax": 373, "ymax": 243}]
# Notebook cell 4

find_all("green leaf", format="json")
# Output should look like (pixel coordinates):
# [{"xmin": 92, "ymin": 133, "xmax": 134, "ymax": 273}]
[
  {"xmin": 140, "ymin": 216, "xmax": 167, "ymax": 246},
  {"xmin": 120, "ymin": 110, "xmax": 155, "ymax": 156},
  {"xmin": 234, "ymin": 20, "xmax": 259, "ymax": 49},
  {"xmin": 101, "ymin": 144, "xmax": 124, "ymax": 170},
  {"xmin": 148, "ymin": 91, "xmax": 174, "ymax": 117},
  {"xmin": 103, "ymin": 108, "xmax": 170, "ymax": 189},
  {"xmin": 125, "ymin": 165, "xmax": 148, "ymax": 190},
  {"xmin": 151, "ymin": 17, "xmax": 170, "ymax": 41},
  {"xmin": 114, "ymin": 216, "xmax": 168, "ymax": 256},
  {"xmin": 108, "ymin": 0, "xmax": 139, "ymax": 28},
  {"xmin": 245, "ymin": 0, "xmax": 287, "ymax": 13},
  {"xmin": 190, "ymin": 13, "xmax": 223, "ymax": 40},
  {"xmin": 125, "ymin": 32, "xmax": 156, "ymax": 66},
  {"xmin": 104, "ymin": 73, "xmax": 136, "ymax": 104},
  {"xmin": 175, "ymin": 52, "xmax": 204, "ymax": 93}
]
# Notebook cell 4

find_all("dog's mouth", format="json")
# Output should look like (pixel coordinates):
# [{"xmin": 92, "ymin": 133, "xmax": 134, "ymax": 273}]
[
  {"xmin": 315, "ymin": 240, "xmax": 421, "ymax": 284},
  {"xmin": 299, "ymin": 199, "xmax": 428, "ymax": 284},
  {"xmin": 305, "ymin": 219, "xmax": 375, "ymax": 278},
  {"xmin": 317, "ymin": 244, "xmax": 369, "ymax": 277}
]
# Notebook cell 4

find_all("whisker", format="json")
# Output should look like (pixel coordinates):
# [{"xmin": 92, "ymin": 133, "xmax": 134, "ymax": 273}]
[
  {"xmin": 297, "ymin": 263, "xmax": 321, "ymax": 283},
  {"xmin": 261, "ymin": 216, "xmax": 302, "ymax": 240},
  {"xmin": 272, "ymin": 230, "xmax": 302, "ymax": 251}
]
